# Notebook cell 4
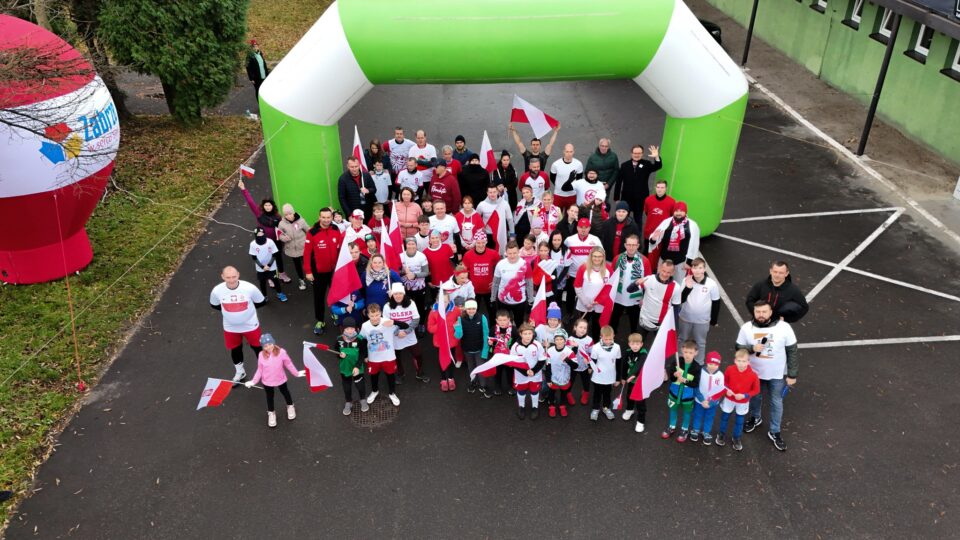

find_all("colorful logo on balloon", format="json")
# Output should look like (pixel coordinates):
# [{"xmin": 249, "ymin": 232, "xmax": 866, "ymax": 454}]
[{"xmin": 38, "ymin": 102, "xmax": 119, "ymax": 164}]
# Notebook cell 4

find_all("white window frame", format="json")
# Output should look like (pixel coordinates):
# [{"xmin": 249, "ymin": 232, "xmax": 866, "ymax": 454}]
[
  {"xmin": 850, "ymin": 0, "xmax": 864, "ymax": 23},
  {"xmin": 878, "ymin": 8, "xmax": 894, "ymax": 38},
  {"xmin": 914, "ymin": 25, "xmax": 934, "ymax": 56},
  {"xmin": 952, "ymin": 44, "xmax": 960, "ymax": 71},
  {"xmin": 816, "ymin": 0, "xmax": 828, "ymax": 8}
]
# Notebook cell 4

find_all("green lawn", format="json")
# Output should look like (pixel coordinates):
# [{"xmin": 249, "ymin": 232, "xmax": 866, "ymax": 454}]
[
  {"xmin": 247, "ymin": 0, "xmax": 333, "ymax": 60},
  {"xmin": 0, "ymin": 116, "xmax": 261, "ymax": 523}
]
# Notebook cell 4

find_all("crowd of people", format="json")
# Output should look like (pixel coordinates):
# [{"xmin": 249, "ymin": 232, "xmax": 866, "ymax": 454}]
[{"xmin": 209, "ymin": 126, "xmax": 810, "ymax": 452}]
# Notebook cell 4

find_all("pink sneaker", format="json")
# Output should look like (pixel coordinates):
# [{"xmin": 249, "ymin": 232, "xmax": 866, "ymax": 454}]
[
  {"xmin": 440, "ymin": 379, "xmax": 449, "ymax": 392},
  {"xmin": 448, "ymin": 378, "xmax": 457, "ymax": 391}
]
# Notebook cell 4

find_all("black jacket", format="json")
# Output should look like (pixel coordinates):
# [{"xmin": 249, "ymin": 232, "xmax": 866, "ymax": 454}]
[
  {"xmin": 745, "ymin": 274, "xmax": 809, "ymax": 323},
  {"xmin": 337, "ymin": 170, "xmax": 376, "ymax": 216},
  {"xmin": 615, "ymin": 158, "xmax": 662, "ymax": 202},
  {"xmin": 555, "ymin": 217, "xmax": 579, "ymax": 240},
  {"xmin": 246, "ymin": 51, "xmax": 269, "ymax": 82},
  {"xmin": 459, "ymin": 164, "xmax": 491, "ymax": 208},
  {"xmin": 599, "ymin": 216, "xmax": 641, "ymax": 261}
]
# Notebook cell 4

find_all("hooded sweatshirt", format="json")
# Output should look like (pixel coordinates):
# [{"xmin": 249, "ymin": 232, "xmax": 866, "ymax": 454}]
[{"xmin": 745, "ymin": 274, "xmax": 809, "ymax": 323}]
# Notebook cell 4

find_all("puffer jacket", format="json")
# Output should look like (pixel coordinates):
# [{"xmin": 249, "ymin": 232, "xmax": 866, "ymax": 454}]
[{"xmin": 277, "ymin": 213, "xmax": 309, "ymax": 258}]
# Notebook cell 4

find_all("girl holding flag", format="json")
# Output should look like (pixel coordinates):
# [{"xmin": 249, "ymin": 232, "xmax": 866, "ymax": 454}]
[
  {"xmin": 244, "ymin": 333, "xmax": 305, "ymax": 428},
  {"xmin": 384, "ymin": 283, "xmax": 429, "ymax": 383},
  {"xmin": 427, "ymin": 282, "xmax": 461, "ymax": 392}
]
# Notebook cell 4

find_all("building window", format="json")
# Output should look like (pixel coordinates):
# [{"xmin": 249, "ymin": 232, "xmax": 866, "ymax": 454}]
[
  {"xmin": 870, "ymin": 7, "xmax": 896, "ymax": 44},
  {"xmin": 941, "ymin": 40, "xmax": 960, "ymax": 83},
  {"xmin": 905, "ymin": 24, "xmax": 935, "ymax": 63},
  {"xmin": 811, "ymin": 0, "xmax": 828, "ymax": 13},
  {"xmin": 843, "ymin": 0, "xmax": 864, "ymax": 29}
]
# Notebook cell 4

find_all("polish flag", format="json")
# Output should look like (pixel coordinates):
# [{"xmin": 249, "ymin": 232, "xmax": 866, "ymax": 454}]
[
  {"xmin": 597, "ymin": 264, "xmax": 621, "ymax": 328},
  {"xmin": 612, "ymin": 385, "xmax": 625, "ymax": 411},
  {"xmin": 437, "ymin": 292, "xmax": 453, "ymax": 372},
  {"xmin": 529, "ymin": 279, "xmax": 548, "ymax": 326},
  {"xmin": 511, "ymin": 95, "xmax": 560, "ymax": 139},
  {"xmin": 196, "ymin": 378, "xmax": 233, "ymax": 410},
  {"xmin": 383, "ymin": 199, "xmax": 403, "ymax": 272},
  {"xmin": 479, "ymin": 130, "xmax": 496, "ymax": 173},
  {"xmin": 326, "ymin": 235, "xmax": 362, "ymax": 307},
  {"xmin": 630, "ymin": 309, "xmax": 678, "ymax": 401},
  {"xmin": 302, "ymin": 342, "xmax": 333, "ymax": 392},
  {"xmin": 352, "ymin": 125, "xmax": 368, "ymax": 173},
  {"xmin": 239, "ymin": 164, "xmax": 255, "ymax": 179},
  {"xmin": 485, "ymin": 205, "xmax": 507, "ymax": 256},
  {"xmin": 469, "ymin": 353, "xmax": 529, "ymax": 380}
]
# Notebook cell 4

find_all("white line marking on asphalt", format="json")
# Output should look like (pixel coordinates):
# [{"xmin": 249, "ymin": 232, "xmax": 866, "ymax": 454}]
[
  {"xmin": 698, "ymin": 252, "xmax": 745, "ymax": 327},
  {"xmin": 744, "ymin": 72, "xmax": 960, "ymax": 248},
  {"xmin": 800, "ymin": 335, "xmax": 960, "ymax": 349},
  {"xmin": 806, "ymin": 208, "xmax": 905, "ymax": 301},
  {"xmin": 721, "ymin": 207, "xmax": 902, "ymax": 224},
  {"xmin": 712, "ymin": 232, "xmax": 960, "ymax": 302}
]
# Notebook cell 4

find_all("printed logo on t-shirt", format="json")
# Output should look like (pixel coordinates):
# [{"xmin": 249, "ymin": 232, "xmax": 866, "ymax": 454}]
[
  {"xmin": 222, "ymin": 294, "xmax": 248, "ymax": 313},
  {"xmin": 583, "ymin": 189, "xmax": 599, "ymax": 202},
  {"xmin": 368, "ymin": 329, "xmax": 393, "ymax": 353}
]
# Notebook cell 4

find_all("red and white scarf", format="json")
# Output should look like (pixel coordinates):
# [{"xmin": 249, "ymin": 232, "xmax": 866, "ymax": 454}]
[{"xmin": 667, "ymin": 218, "xmax": 688, "ymax": 252}]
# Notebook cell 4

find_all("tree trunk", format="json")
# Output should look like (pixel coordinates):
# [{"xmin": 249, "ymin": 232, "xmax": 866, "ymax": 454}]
[
  {"xmin": 69, "ymin": 0, "xmax": 133, "ymax": 121},
  {"xmin": 33, "ymin": 0, "xmax": 51, "ymax": 30}
]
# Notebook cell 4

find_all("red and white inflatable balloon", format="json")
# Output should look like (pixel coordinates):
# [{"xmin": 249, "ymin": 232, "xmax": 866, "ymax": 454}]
[{"xmin": 0, "ymin": 15, "xmax": 120, "ymax": 284}]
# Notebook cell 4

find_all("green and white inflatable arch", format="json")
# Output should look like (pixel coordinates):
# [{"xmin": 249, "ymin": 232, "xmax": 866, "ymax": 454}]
[{"xmin": 259, "ymin": 0, "xmax": 748, "ymax": 235}]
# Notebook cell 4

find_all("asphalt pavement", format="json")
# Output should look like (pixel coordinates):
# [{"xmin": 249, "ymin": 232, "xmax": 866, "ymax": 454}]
[{"xmin": 7, "ymin": 78, "xmax": 960, "ymax": 538}]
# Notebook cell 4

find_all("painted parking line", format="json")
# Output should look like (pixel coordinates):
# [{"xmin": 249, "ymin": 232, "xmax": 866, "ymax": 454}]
[
  {"xmin": 806, "ymin": 208, "xmax": 905, "ymax": 301},
  {"xmin": 712, "ymin": 232, "xmax": 960, "ymax": 303},
  {"xmin": 698, "ymin": 252, "xmax": 745, "ymax": 327},
  {"xmin": 743, "ymin": 72, "xmax": 960, "ymax": 248},
  {"xmin": 721, "ymin": 206, "xmax": 902, "ymax": 224},
  {"xmin": 800, "ymin": 335, "xmax": 960, "ymax": 349}
]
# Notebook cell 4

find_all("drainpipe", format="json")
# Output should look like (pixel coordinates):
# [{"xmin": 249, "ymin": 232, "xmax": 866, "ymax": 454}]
[
  {"xmin": 856, "ymin": 12, "xmax": 902, "ymax": 156},
  {"xmin": 741, "ymin": 0, "xmax": 760, "ymax": 66}
]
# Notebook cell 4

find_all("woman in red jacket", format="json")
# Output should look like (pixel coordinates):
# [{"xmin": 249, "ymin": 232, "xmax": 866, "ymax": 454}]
[{"xmin": 427, "ymin": 283, "xmax": 462, "ymax": 392}]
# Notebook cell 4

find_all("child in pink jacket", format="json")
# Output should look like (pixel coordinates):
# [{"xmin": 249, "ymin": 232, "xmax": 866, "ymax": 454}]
[{"xmin": 245, "ymin": 333, "xmax": 305, "ymax": 427}]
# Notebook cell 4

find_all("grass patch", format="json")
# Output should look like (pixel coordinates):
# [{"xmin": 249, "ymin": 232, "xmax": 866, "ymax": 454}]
[
  {"xmin": 247, "ymin": 0, "xmax": 333, "ymax": 60},
  {"xmin": 0, "ymin": 116, "xmax": 261, "ymax": 523}
]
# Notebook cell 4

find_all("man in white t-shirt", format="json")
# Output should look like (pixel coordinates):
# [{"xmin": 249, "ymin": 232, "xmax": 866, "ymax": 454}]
[
  {"xmin": 550, "ymin": 143, "xmax": 584, "ymax": 210},
  {"xmin": 678, "ymin": 257, "xmax": 720, "ymax": 365},
  {"xmin": 408, "ymin": 129, "xmax": 438, "ymax": 187},
  {"xmin": 428, "ymin": 200, "xmax": 461, "ymax": 248},
  {"xmin": 519, "ymin": 158, "xmax": 550, "ymax": 200},
  {"xmin": 209, "ymin": 266, "xmax": 267, "ymax": 383},
  {"xmin": 735, "ymin": 300, "xmax": 798, "ymax": 452},
  {"xmin": 629, "ymin": 259, "xmax": 683, "ymax": 346},
  {"xmin": 396, "ymin": 157, "xmax": 424, "ymax": 200},
  {"xmin": 383, "ymin": 126, "xmax": 416, "ymax": 175}
]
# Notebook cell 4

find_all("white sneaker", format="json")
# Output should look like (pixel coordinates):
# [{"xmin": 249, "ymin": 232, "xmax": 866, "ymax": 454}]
[
  {"xmin": 603, "ymin": 408, "xmax": 615, "ymax": 420},
  {"xmin": 388, "ymin": 393, "xmax": 400, "ymax": 406},
  {"xmin": 287, "ymin": 405, "xmax": 296, "ymax": 420},
  {"xmin": 366, "ymin": 391, "xmax": 379, "ymax": 404},
  {"xmin": 232, "ymin": 369, "xmax": 246, "ymax": 382},
  {"xmin": 267, "ymin": 411, "xmax": 277, "ymax": 428},
  {"xmin": 622, "ymin": 409, "xmax": 635, "ymax": 421},
  {"xmin": 342, "ymin": 402, "xmax": 352, "ymax": 416},
  {"xmin": 635, "ymin": 422, "xmax": 645, "ymax": 433},
  {"xmin": 360, "ymin": 399, "xmax": 369, "ymax": 412},
  {"xmin": 298, "ymin": 279, "xmax": 307, "ymax": 290}
]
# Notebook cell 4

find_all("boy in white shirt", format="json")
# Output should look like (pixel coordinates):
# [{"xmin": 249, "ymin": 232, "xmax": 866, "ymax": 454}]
[
  {"xmin": 689, "ymin": 351, "xmax": 725, "ymax": 444},
  {"xmin": 248, "ymin": 227, "xmax": 287, "ymax": 302},
  {"xmin": 589, "ymin": 325, "xmax": 621, "ymax": 421},
  {"xmin": 360, "ymin": 303, "xmax": 401, "ymax": 407},
  {"xmin": 678, "ymin": 258, "xmax": 721, "ymax": 365}
]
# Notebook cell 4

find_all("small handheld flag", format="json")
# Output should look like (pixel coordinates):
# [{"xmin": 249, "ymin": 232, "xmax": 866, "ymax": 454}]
[
  {"xmin": 239, "ymin": 164, "xmax": 255, "ymax": 179},
  {"xmin": 196, "ymin": 378, "xmax": 233, "ymax": 410}
]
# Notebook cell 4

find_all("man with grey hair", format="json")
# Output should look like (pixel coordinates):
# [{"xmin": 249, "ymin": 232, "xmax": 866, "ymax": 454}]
[{"xmin": 585, "ymin": 138, "xmax": 619, "ymax": 201}]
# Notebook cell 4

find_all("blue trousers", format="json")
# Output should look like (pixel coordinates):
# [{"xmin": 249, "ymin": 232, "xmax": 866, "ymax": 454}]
[
  {"xmin": 748, "ymin": 377, "xmax": 786, "ymax": 434},
  {"xmin": 718, "ymin": 411, "xmax": 746, "ymax": 438},
  {"xmin": 691, "ymin": 399, "xmax": 718, "ymax": 435}
]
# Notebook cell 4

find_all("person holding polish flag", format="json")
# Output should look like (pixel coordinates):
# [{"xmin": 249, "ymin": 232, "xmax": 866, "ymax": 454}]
[
  {"xmin": 381, "ymin": 199, "xmax": 403, "ymax": 272},
  {"xmin": 573, "ymin": 246, "xmax": 613, "ymax": 340},
  {"xmin": 326, "ymin": 231, "xmax": 363, "ymax": 311},
  {"xmin": 509, "ymin": 96, "xmax": 561, "ymax": 172},
  {"xmin": 478, "ymin": 130, "xmax": 496, "ymax": 173},
  {"xmin": 243, "ymin": 333, "xmax": 305, "ymax": 428},
  {"xmin": 477, "ymin": 184, "xmax": 512, "ymax": 256}
]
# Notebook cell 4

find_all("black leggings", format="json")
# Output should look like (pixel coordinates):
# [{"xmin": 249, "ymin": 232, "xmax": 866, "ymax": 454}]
[
  {"xmin": 397, "ymin": 342, "xmax": 423, "ymax": 376},
  {"xmin": 230, "ymin": 344, "xmax": 261, "ymax": 366},
  {"xmin": 610, "ymin": 303, "xmax": 640, "ymax": 336},
  {"xmin": 440, "ymin": 350, "xmax": 456, "ymax": 380},
  {"xmin": 264, "ymin": 383, "xmax": 293, "ymax": 412},
  {"xmin": 290, "ymin": 256, "xmax": 305, "ymax": 280},
  {"xmin": 257, "ymin": 270, "xmax": 282, "ymax": 295},
  {"xmin": 370, "ymin": 371, "xmax": 396, "ymax": 394},
  {"xmin": 341, "ymin": 373, "xmax": 367, "ymax": 402},
  {"xmin": 475, "ymin": 293, "xmax": 492, "ymax": 318},
  {"xmin": 591, "ymin": 383, "xmax": 612, "ymax": 410},
  {"xmin": 551, "ymin": 385, "xmax": 571, "ymax": 406},
  {"xmin": 408, "ymin": 289, "xmax": 427, "ymax": 326},
  {"xmin": 311, "ymin": 271, "xmax": 333, "ymax": 322},
  {"xmin": 503, "ymin": 302, "xmax": 527, "ymax": 327},
  {"xmin": 574, "ymin": 370, "xmax": 591, "ymax": 395},
  {"xmin": 274, "ymin": 240, "xmax": 286, "ymax": 273},
  {"xmin": 564, "ymin": 280, "xmax": 577, "ymax": 315}
]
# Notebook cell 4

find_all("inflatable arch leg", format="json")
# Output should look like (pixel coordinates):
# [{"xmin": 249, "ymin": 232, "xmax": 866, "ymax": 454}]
[{"xmin": 259, "ymin": 0, "xmax": 747, "ymax": 235}]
